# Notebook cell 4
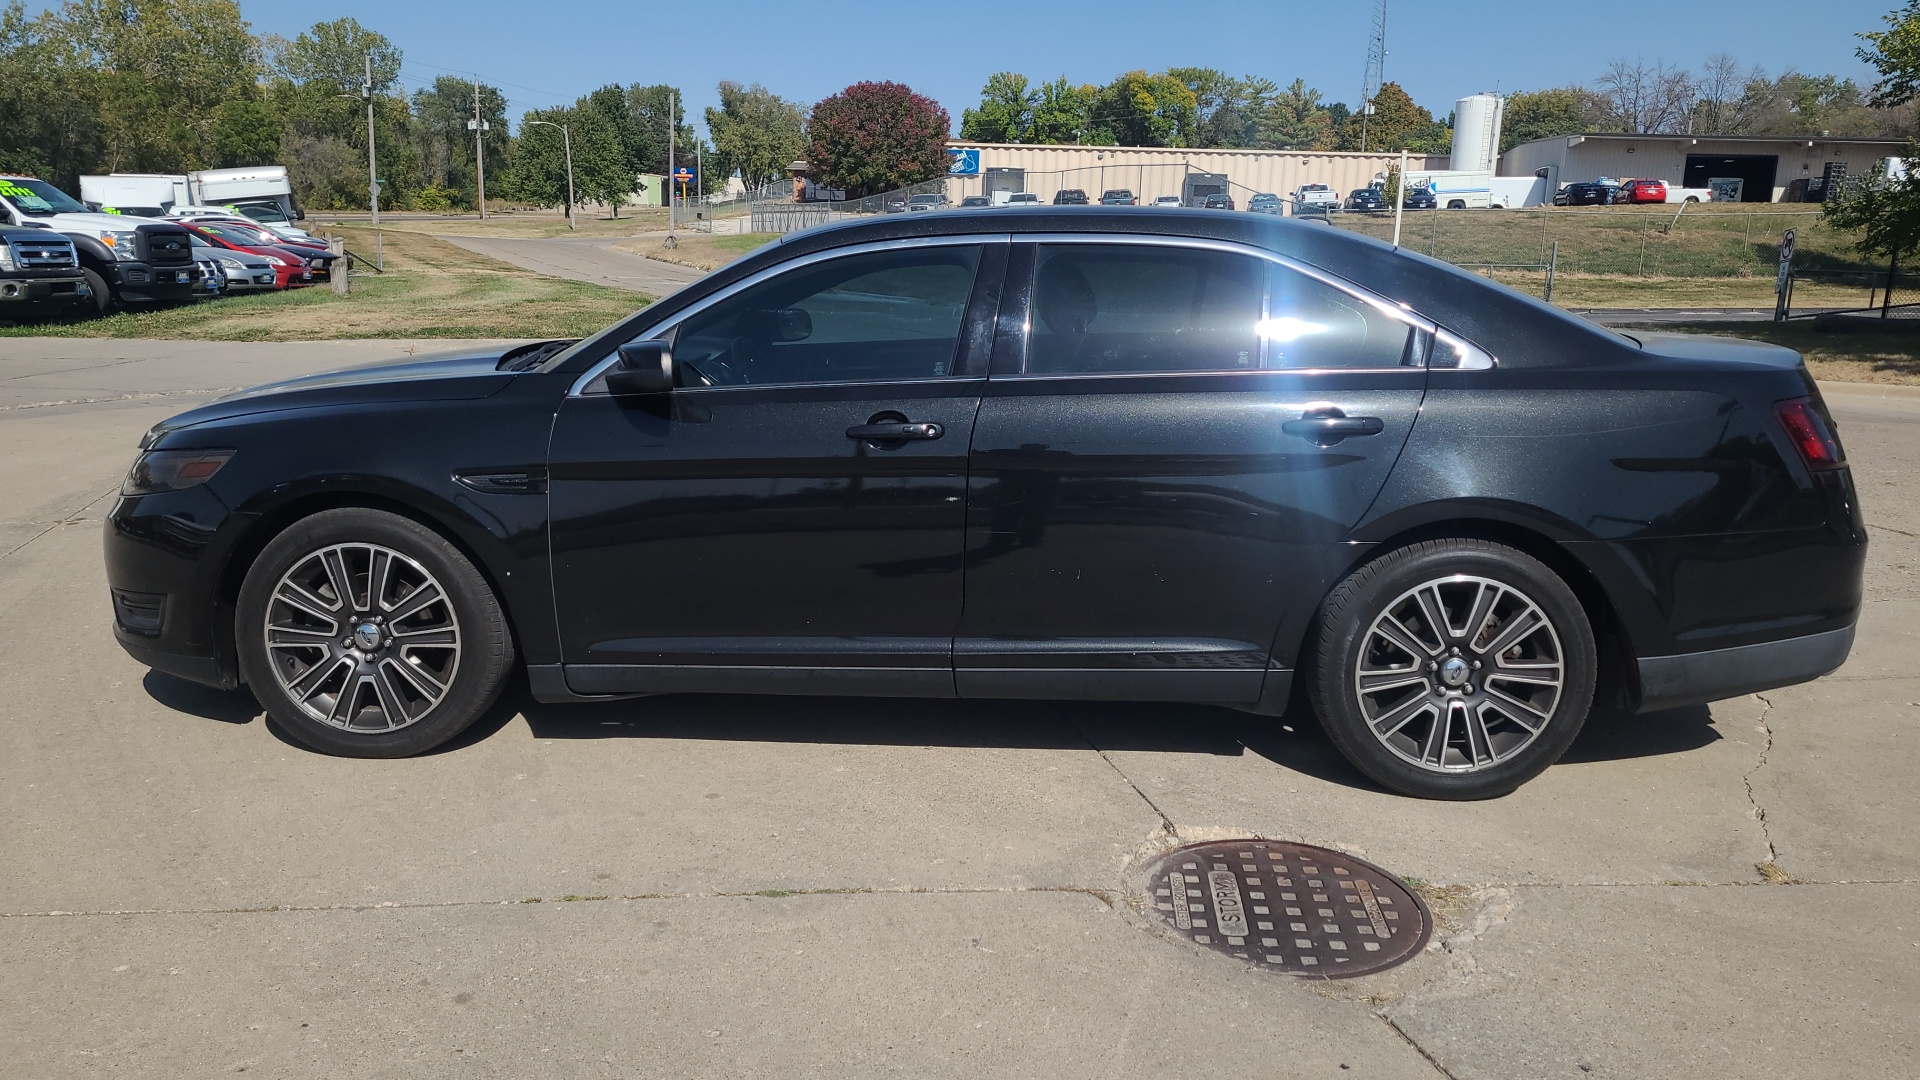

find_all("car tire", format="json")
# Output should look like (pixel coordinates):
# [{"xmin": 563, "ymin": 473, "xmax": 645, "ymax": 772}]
[
  {"xmin": 1309, "ymin": 539, "xmax": 1597, "ymax": 800},
  {"xmin": 236, "ymin": 507, "xmax": 515, "ymax": 758},
  {"xmin": 81, "ymin": 266, "xmax": 112, "ymax": 316}
]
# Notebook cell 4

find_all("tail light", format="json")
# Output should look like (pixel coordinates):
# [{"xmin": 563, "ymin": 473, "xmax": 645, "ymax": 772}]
[{"xmin": 1774, "ymin": 398, "xmax": 1845, "ymax": 471}]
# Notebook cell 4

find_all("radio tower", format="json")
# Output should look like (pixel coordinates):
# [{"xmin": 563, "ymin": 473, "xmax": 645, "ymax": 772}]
[{"xmin": 1359, "ymin": 0, "xmax": 1387, "ymax": 152}]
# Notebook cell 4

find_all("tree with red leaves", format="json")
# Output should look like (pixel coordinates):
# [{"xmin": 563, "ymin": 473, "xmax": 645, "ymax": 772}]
[{"xmin": 805, "ymin": 81, "xmax": 951, "ymax": 196}]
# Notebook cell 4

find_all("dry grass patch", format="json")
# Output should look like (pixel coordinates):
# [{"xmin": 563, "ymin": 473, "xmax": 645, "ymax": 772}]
[
  {"xmin": 616, "ymin": 232, "xmax": 778, "ymax": 272},
  {"xmin": 0, "ymin": 226, "xmax": 646, "ymax": 341}
]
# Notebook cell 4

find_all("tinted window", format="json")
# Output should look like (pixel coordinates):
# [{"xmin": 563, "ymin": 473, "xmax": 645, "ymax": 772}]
[
  {"xmin": 672, "ymin": 245, "xmax": 980, "ymax": 386},
  {"xmin": 1028, "ymin": 244, "xmax": 1262, "ymax": 374},
  {"xmin": 1264, "ymin": 263, "xmax": 1417, "ymax": 369}
]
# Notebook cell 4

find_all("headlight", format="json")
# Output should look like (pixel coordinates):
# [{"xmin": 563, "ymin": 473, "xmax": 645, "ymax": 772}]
[
  {"xmin": 121, "ymin": 449, "xmax": 234, "ymax": 496},
  {"xmin": 0, "ymin": 244, "xmax": 13, "ymax": 271},
  {"xmin": 261, "ymin": 254, "xmax": 286, "ymax": 267},
  {"xmin": 102, "ymin": 230, "xmax": 140, "ymax": 261},
  {"xmin": 216, "ymin": 255, "xmax": 245, "ymax": 269}
]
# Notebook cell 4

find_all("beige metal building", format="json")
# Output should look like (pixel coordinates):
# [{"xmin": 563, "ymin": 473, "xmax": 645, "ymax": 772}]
[
  {"xmin": 1498, "ymin": 133, "xmax": 1906, "ymax": 202},
  {"xmin": 943, "ymin": 142, "xmax": 1449, "ymax": 205}
]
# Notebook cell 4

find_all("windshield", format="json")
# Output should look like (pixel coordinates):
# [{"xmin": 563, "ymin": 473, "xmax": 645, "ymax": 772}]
[
  {"xmin": 198, "ymin": 221, "xmax": 279, "ymax": 246},
  {"xmin": 0, "ymin": 177, "xmax": 90, "ymax": 216},
  {"xmin": 237, "ymin": 205, "xmax": 290, "ymax": 224}
]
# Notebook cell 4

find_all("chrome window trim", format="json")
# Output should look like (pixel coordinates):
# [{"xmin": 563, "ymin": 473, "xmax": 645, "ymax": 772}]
[
  {"xmin": 570, "ymin": 233, "xmax": 1010, "ymax": 397},
  {"xmin": 1009, "ymin": 232, "xmax": 1496, "ymax": 374}
]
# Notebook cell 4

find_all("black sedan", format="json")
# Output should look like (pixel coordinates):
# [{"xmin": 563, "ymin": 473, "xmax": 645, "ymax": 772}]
[
  {"xmin": 105, "ymin": 207, "xmax": 1866, "ymax": 799},
  {"xmin": 1558, "ymin": 182, "xmax": 1622, "ymax": 206},
  {"xmin": 1402, "ymin": 188, "xmax": 1438, "ymax": 210},
  {"xmin": 1344, "ymin": 187, "xmax": 1386, "ymax": 210}
]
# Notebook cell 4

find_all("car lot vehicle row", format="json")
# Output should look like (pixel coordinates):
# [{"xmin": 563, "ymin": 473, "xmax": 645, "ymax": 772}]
[
  {"xmin": 0, "ymin": 173, "xmax": 338, "ymax": 322},
  {"xmin": 105, "ymin": 206, "xmax": 1865, "ymax": 801}
]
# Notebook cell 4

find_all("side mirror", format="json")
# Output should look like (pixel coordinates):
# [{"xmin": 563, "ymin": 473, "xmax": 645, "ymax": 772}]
[
  {"xmin": 606, "ymin": 340, "xmax": 675, "ymax": 396},
  {"xmin": 294, "ymin": 208, "xmax": 306, "ymax": 221},
  {"xmin": 775, "ymin": 308, "xmax": 812, "ymax": 342}
]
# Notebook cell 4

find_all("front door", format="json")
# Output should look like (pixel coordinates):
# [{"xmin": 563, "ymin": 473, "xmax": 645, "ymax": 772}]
[
  {"xmin": 957, "ymin": 239, "xmax": 1429, "ymax": 703},
  {"xmin": 549, "ymin": 241, "xmax": 1002, "ymax": 697}
]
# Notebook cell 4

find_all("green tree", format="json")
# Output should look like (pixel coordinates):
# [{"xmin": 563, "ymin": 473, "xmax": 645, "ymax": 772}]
[
  {"xmin": 1861, "ymin": 0, "xmax": 1920, "ymax": 108},
  {"xmin": 1256, "ymin": 78, "xmax": 1335, "ymax": 150},
  {"xmin": 1342, "ymin": 81, "xmax": 1430, "ymax": 151},
  {"xmin": 53, "ymin": 0, "xmax": 262, "ymax": 171},
  {"xmin": 1170, "ymin": 68, "xmax": 1275, "ymax": 148},
  {"xmin": 1029, "ymin": 77, "xmax": 1094, "ymax": 143},
  {"xmin": 625, "ymin": 83, "xmax": 693, "ymax": 176},
  {"xmin": 410, "ymin": 75, "xmax": 508, "ymax": 208},
  {"xmin": 806, "ymin": 80, "xmax": 950, "ymax": 195},
  {"xmin": 212, "ymin": 97, "xmax": 283, "ymax": 167},
  {"xmin": 503, "ymin": 106, "xmax": 573, "ymax": 210},
  {"xmin": 958, "ymin": 71, "xmax": 1035, "ymax": 143},
  {"xmin": 705, "ymin": 80, "xmax": 807, "ymax": 191},
  {"xmin": 1825, "ymin": 162, "xmax": 1920, "ymax": 269},
  {"xmin": 1088, "ymin": 70, "xmax": 1197, "ymax": 146},
  {"xmin": 272, "ymin": 16, "xmax": 398, "ymax": 96},
  {"xmin": 1501, "ymin": 88, "xmax": 1588, "ymax": 151},
  {"xmin": 0, "ymin": 1, "xmax": 103, "ymax": 187},
  {"xmin": 569, "ymin": 103, "xmax": 635, "ymax": 216}
]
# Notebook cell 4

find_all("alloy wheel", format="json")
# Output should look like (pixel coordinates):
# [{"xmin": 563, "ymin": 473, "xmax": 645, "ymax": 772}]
[
  {"xmin": 1353, "ymin": 574, "xmax": 1565, "ymax": 773},
  {"xmin": 262, "ymin": 543, "xmax": 462, "ymax": 732}
]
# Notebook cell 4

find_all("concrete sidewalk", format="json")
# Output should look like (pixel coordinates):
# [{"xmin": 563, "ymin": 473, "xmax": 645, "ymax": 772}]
[
  {"xmin": 0, "ymin": 341, "xmax": 1915, "ymax": 1078},
  {"xmin": 438, "ymin": 234, "xmax": 707, "ymax": 296}
]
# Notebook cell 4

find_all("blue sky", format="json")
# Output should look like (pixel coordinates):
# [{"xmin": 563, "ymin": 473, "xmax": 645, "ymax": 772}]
[{"xmin": 28, "ymin": 1, "xmax": 1902, "ymax": 132}]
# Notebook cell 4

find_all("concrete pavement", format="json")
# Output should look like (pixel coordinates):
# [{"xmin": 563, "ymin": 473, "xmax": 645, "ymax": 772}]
[
  {"xmin": 436, "ymin": 234, "xmax": 708, "ymax": 296},
  {"xmin": 0, "ymin": 338, "xmax": 1915, "ymax": 1078}
]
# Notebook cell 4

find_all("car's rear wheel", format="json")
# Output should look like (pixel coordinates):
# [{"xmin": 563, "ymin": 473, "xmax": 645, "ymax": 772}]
[
  {"xmin": 1310, "ymin": 539, "xmax": 1597, "ymax": 799},
  {"xmin": 236, "ymin": 508, "xmax": 514, "ymax": 757}
]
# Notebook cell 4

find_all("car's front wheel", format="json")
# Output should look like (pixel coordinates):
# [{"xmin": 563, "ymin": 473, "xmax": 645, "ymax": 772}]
[
  {"xmin": 1310, "ymin": 539, "xmax": 1597, "ymax": 799},
  {"xmin": 236, "ymin": 507, "xmax": 514, "ymax": 757}
]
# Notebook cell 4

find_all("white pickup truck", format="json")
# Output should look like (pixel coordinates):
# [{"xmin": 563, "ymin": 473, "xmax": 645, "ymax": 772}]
[
  {"xmin": 0, "ymin": 174, "xmax": 198, "ymax": 314},
  {"xmin": 1291, "ymin": 184, "xmax": 1341, "ymax": 213}
]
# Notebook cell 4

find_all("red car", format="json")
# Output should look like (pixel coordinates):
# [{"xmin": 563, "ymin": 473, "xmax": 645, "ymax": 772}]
[
  {"xmin": 180, "ymin": 223, "xmax": 314, "ymax": 288},
  {"xmin": 188, "ymin": 219, "xmax": 339, "ymax": 281},
  {"xmin": 1617, "ymin": 178, "xmax": 1668, "ymax": 204}
]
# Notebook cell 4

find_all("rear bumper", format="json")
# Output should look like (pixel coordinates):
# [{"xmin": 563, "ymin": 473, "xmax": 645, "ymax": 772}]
[{"xmin": 1636, "ymin": 622, "xmax": 1855, "ymax": 713}]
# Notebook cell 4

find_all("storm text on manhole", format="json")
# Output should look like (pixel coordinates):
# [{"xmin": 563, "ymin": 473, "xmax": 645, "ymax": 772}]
[{"xmin": 1144, "ymin": 840, "xmax": 1431, "ymax": 978}]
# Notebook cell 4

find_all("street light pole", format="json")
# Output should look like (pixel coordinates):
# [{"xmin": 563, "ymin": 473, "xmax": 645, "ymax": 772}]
[
  {"xmin": 364, "ymin": 53, "xmax": 381, "ymax": 271},
  {"xmin": 526, "ymin": 120, "xmax": 575, "ymax": 231}
]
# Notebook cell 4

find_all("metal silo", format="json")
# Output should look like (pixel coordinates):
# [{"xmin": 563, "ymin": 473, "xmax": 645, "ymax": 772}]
[{"xmin": 1451, "ymin": 93, "xmax": 1505, "ymax": 173}]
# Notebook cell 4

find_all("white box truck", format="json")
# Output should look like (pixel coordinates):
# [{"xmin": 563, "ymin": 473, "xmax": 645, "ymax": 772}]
[
  {"xmin": 80, "ymin": 166, "xmax": 302, "ymax": 221},
  {"xmin": 1402, "ymin": 169, "xmax": 1550, "ymax": 209}
]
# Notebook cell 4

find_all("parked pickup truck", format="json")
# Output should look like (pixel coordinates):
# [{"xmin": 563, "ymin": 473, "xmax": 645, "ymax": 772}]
[
  {"xmin": 1291, "ymin": 183, "xmax": 1340, "ymax": 213},
  {"xmin": 0, "ymin": 228, "xmax": 93, "ymax": 315},
  {"xmin": 0, "ymin": 175, "xmax": 198, "ymax": 313}
]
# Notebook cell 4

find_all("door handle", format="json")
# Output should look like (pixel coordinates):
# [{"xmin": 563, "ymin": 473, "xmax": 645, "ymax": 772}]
[
  {"xmin": 1282, "ymin": 407, "xmax": 1385, "ymax": 446},
  {"xmin": 846, "ymin": 421, "xmax": 944, "ymax": 441}
]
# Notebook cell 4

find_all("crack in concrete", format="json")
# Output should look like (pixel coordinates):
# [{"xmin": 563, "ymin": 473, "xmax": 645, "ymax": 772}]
[
  {"xmin": 0, "ymin": 884, "xmax": 1116, "ymax": 920},
  {"xmin": 0, "ymin": 487, "xmax": 122, "ymax": 562},
  {"xmin": 1745, "ymin": 693, "xmax": 1782, "ymax": 879}
]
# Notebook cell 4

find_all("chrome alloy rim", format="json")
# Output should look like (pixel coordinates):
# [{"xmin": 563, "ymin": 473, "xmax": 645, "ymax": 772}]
[
  {"xmin": 1353, "ymin": 574, "xmax": 1564, "ymax": 773},
  {"xmin": 263, "ymin": 544, "xmax": 461, "ymax": 732}
]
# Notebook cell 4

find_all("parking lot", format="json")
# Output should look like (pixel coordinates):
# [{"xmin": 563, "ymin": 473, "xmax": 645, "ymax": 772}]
[{"xmin": 1, "ymin": 336, "xmax": 1916, "ymax": 1078}]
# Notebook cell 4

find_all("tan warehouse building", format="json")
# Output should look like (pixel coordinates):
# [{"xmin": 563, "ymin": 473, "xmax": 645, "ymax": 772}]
[
  {"xmin": 1498, "ymin": 133, "xmax": 1907, "ymax": 202},
  {"xmin": 942, "ymin": 142, "xmax": 1450, "ymax": 205}
]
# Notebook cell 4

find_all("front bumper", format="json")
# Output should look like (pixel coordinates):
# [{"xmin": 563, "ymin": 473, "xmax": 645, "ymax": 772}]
[
  {"xmin": 110, "ymin": 261, "xmax": 197, "ymax": 303},
  {"xmin": 0, "ymin": 272, "xmax": 91, "ymax": 304},
  {"xmin": 114, "ymin": 628, "xmax": 237, "ymax": 690},
  {"xmin": 1636, "ymin": 623, "xmax": 1855, "ymax": 713}
]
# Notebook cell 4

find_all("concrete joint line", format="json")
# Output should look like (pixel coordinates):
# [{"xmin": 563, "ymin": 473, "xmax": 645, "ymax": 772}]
[
  {"xmin": 1377, "ymin": 1011, "xmax": 1464, "ymax": 1080},
  {"xmin": 0, "ymin": 386, "xmax": 244, "ymax": 412},
  {"xmin": 0, "ymin": 884, "xmax": 1118, "ymax": 921},
  {"xmin": 1051, "ymin": 704, "xmax": 1177, "ymax": 836},
  {"xmin": 1865, "ymin": 521, "xmax": 1920, "ymax": 539}
]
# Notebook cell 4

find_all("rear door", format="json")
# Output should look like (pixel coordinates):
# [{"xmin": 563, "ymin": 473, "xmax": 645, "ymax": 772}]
[{"xmin": 956, "ymin": 236, "xmax": 1430, "ymax": 704}]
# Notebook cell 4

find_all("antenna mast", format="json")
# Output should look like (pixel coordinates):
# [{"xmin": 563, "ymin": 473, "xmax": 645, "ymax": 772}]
[{"xmin": 1359, "ymin": 0, "xmax": 1387, "ymax": 152}]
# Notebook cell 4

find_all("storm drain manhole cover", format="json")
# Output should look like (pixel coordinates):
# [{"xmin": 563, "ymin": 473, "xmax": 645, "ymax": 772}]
[{"xmin": 1144, "ymin": 840, "xmax": 1431, "ymax": 978}]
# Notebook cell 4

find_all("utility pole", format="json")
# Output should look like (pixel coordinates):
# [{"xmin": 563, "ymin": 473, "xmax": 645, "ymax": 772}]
[
  {"xmin": 470, "ymin": 76, "xmax": 489, "ymax": 219},
  {"xmin": 364, "ymin": 53, "xmax": 381, "ymax": 271},
  {"xmin": 666, "ymin": 90, "xmax": 677, "ymax": 245}
]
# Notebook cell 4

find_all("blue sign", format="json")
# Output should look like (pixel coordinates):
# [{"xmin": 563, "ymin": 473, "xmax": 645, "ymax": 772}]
[{"xmin": 947, "ymin": 148, "xmax": 980, "ymax": 176}]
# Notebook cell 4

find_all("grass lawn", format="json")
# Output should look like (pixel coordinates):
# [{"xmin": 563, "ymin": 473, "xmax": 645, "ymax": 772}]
[
  {"xmin": 309, "ymin": 209, "xmax": 672, "ymax": 240},
  {"xmin": 0, "ymin": 226, "xmax": 647, "ymax": 341},
  {"xmin": 1616, "ymin": 319, "xmax": 1920, "ymax": 385},
  {"xmin": 615, "ymin": 232, "xmax": 779, "ymax": 272}
]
